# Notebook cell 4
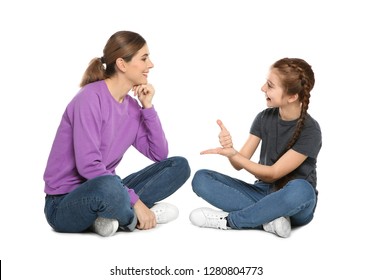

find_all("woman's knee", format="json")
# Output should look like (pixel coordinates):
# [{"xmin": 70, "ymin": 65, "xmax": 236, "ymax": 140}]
[
  {"xmin": 169, "ymin": 156, "xmax": 191, "ymax": 176},
  {"xmin": 87, "ymin": 175, "xmax": 129, "ymax": 204}
]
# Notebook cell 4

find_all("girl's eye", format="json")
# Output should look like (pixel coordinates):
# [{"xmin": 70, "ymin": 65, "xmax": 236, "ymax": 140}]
[{"xmin": 267, "ymin": 82, "xmax": 273, "ymax": 88}]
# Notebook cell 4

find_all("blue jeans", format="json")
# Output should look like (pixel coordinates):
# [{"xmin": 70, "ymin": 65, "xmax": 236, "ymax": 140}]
[
  {"xmin": 192, "ymin": 169, "xmax": 317, "ymax": 229},
  {"xmin": 44, "ymin": 156, "xmax": 190, "ymax": 233}
]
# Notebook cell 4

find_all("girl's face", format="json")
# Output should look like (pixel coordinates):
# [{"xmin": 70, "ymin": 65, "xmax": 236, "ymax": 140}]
[
  {"xmin": 124, "ymin": 44, "xmax": 154, "ymax": 85},
  {"xmin": 261, "ymin": 69, "xmax": 287, "ymax": 107}
]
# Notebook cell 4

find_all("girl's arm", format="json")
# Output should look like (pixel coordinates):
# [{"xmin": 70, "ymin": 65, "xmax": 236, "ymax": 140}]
[
  {"xmin": 216, "ymin": 119, "xmax": 260, "ymax": 170},
  {"xmin": 202, "ymin": 147, "xmax": 307, "ymax": 183},
  {"xmin": 205, "ymin": 119, "xmax": 307, "ymax": 182},
  {"xmin": 230, "ymin": 149, "xmax": 307, "ymax": 182},
  {"xmin": 229, "ymin": 134, "xmax": 261, "ymax": 170}
]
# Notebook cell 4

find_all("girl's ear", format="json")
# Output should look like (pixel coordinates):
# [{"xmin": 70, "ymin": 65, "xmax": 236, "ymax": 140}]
[{"xmin": 288, "ymin": 93, "xmax": 299, "ymax": 103}]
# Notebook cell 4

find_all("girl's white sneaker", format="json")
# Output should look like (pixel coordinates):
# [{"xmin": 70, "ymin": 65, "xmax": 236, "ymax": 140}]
[
  {"xmin": 263, "ymin": 216, "xmax": 291, "ymax": 238},
  {"xmin": 189, "ymin": 207, "xmax": 229, "ymax": 230}
]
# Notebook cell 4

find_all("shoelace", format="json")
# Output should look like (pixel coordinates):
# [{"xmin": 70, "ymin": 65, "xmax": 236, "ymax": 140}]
[{"xmin": 205, "ymin": 214, "xmax": 226, "ymax": 229}]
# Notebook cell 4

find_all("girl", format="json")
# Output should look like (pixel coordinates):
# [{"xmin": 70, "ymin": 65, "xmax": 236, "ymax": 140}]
[
  {"xmin": 44, "ymin": 31, "xmax": 190, "ymax": 237},
  {"xmin": 189, "ymin": 58, "xmax": 321, "ymax": 238}
]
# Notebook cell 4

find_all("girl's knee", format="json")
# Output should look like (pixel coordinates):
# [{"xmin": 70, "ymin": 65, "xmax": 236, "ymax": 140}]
[
  {"xmin": 191, "ymin": 169, "xmax": 211, "ymax": 195},
  {"xmin": 286, "ymin": 179, "xmax": 314, "ymax": 194},
  {"xmin": 283, "ymin": 179, "xmax": 317, "ymax": 209}
]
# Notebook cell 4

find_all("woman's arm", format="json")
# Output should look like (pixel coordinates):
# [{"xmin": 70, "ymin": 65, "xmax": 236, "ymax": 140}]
[
  {"xmin": 133, "ymin": 199, "xmax": 157, "ymax": 230},
  {"xmin": 133, "ymin": 84, "xmax": 168, "ymax": 161},
  {"xmin": 134, "ymin": 107, "xmax": 169, "ymax": 161}
]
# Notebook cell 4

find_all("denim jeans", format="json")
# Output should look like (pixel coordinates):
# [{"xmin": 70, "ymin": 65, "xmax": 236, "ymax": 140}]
[
  {"xmin": 192, "ymin": 169, "xmax": 317, "ymax": 229},
  {"xmin": 44, "ymin": 156, "xmax": 190, "ymax": 233}
]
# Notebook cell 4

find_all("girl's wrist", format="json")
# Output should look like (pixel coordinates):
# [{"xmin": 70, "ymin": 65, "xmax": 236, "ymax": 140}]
[{"xmin": 228, "ymin": 148, "xmax": 238, "ymax": 158}]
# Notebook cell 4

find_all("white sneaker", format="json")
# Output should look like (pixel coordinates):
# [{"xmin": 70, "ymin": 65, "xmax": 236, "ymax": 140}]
[
  {"xmin": 91, "ymin": 217, "xmax": 119, "ymax": 237},
  {"xmin": 151, "ymin": 202, "xmax": 179, "ymax": 224},
  {"xmin": 189, "ymin": 207, "xmax": 230, "ymax": 230},
  {"xmin": 263, "ymin": 216, "xmax": 291, "ymax": 238}
]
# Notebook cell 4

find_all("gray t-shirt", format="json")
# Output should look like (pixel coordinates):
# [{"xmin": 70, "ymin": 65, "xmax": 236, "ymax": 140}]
[{"xmin": 250, "ymin": 108, "xmax": 322, "ymax": 189}]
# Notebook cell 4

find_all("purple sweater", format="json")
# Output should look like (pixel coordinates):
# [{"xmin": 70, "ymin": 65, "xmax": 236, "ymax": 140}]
[{"xmin": 43, "ymin": 80, "xmax": 168, "ymax": 205}]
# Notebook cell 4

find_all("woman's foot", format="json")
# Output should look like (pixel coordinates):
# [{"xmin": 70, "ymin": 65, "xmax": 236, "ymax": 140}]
[
  {"xmin": 91, "ymin": 217, "xmax": 119, "ymax": 237},
  {"xmin": 151, "ymin": 202, "xmax": 179, "ymax": 223}
]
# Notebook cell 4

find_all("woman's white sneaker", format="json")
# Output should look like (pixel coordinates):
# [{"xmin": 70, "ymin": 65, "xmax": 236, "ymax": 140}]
[
  {"xmin": 91, "ymin": 217, "xmax": 119, "ymax": 237},
  {"xmin": 151, "ymin": 202, "xmax": 179, "ymax": 223},
  {"xmin": 189, "ymin": 207, "xmax": 230, "ymax": 230},
  {"xmin": 263, "ymin": 216, "xmax": 291, "ymax": 238}
]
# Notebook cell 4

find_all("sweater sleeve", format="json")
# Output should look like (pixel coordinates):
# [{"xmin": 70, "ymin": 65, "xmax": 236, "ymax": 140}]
[
  {"xmin": 126, "ymin": 187, "xmax": 140, "ymax": 206},
  {"xmin": 133, "ymin": 106, "xmax": 168, "ymax": 161}
]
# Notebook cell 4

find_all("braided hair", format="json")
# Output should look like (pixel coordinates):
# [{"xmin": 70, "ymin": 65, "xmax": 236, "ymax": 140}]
[{"xmin": 272, "ymin": 58, "xmax": 315, "ymax": 190}]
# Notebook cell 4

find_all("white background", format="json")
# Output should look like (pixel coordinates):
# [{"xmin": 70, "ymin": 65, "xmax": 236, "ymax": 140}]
[{"xmin": 1, "ymin": 0, "xmax": 371, "ymax": 279}]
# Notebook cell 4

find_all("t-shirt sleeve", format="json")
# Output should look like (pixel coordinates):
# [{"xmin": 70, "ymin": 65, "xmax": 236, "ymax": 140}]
[
  {"xmin": 250, "ymin": 111, "xmax": 263, "ymax": 138},
  {"xmin": 292, "ymin": 120, "xmax": 322, "ymax": 159}
]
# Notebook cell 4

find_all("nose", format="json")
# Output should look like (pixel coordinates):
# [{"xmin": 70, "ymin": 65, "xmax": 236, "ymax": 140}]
[
  {"xmin": 261, "ymin": 83, "xmax": 266, "ymax": 93},
  {"xmin": 147, "ymin": 58, "xmax": 154, "ymax": 69}
]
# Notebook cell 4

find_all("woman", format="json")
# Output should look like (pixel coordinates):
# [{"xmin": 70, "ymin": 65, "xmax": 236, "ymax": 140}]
[
  {"xmin": 189, "ymin": 58, "xmax": 321, "ymax": 238},
  {"xmin": 44, "ymin": 31, "xmax": 190, "ymax": 237}
]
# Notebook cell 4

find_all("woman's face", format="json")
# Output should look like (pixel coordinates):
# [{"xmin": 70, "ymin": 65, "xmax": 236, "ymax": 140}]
[
  {"xmin": 124, "ymin": 44, "xmax": 154, "ymax": 85},
  {"xmin": 261, "ymin": 69, "xmax": 286, "ymax": 107}
]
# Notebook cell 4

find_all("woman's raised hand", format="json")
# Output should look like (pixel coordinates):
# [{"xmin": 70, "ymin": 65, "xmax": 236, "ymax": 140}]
[{"xmin": 132, "ymin": 84, "xmax": 155, "ymax": 109}]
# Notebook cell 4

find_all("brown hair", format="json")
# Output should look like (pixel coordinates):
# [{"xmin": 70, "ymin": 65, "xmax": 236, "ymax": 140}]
[
  {"xmin": 272, "ymin": 58, "xmax": 315, "ymax": 190},
  {"xmin": 79, "ymin": 31, "xmax": 146, "ymax": 87}
]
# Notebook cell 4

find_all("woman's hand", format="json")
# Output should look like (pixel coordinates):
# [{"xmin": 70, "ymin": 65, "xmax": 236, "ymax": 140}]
[
  {"xmin": 133, "ymin": 199, "xmax": 157, "ymax": 230},
  {"xmin": 132, "ymin": 84, "xmax": 155, "ymax": 109}
]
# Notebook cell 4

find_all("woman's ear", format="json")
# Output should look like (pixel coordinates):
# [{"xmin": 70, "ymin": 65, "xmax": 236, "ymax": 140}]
[{"xmin": 116, "ymin": 58, "xmax": 126, "ymax": 73}]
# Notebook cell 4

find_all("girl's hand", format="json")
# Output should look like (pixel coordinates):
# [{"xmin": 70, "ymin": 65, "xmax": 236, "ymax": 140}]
[
  {"xmin": 217, "ymin": 119, "xmax": 233, "ymax": 148},
  {"xmin": 201, "ymin": 120, "xmax": 238, "ymax": 158},
  {"xmin": 200, "ymin": 147, "xmax": 238, "ymax": 158},
  {"xmin": 133, "ymin": 199, "xmax": 157, "ymax": 230},
  {"xmin": 132, "ymin": 84, "xmax": 155, "ymax": 109}
]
